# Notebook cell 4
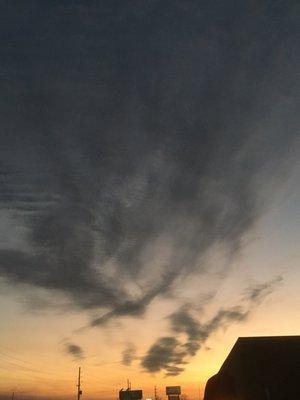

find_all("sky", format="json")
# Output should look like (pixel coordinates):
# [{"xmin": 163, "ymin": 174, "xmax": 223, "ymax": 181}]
[{"xmin": 0, "ymin": 1, "xmax": 299, "ymax": 399}]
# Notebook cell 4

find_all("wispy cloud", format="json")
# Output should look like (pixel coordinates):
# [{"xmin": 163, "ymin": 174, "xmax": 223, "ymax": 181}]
[
  {"xmin": 121, "ymin": 343, "xmax": 137, "ymax": 366},
  {"xmin": 141, "ymin": 277, "xmax": 283, "ymax": 375},
  {"xmin": 64, "ymin": 343, "xmax": 85, "ymax": 361}
]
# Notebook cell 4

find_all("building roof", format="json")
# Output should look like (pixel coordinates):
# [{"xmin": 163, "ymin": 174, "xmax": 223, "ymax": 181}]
[
  {"xmin": 221, "ymin": 335, "xmax": 300, "ymax": 371},
  {"xmin": 204, "ymin": 336, "xmax": 300, "ymax": 400}
]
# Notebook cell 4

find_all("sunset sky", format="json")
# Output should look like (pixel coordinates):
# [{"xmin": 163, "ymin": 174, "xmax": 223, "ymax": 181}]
[{"xmin": 0, "ymin": 1, "xmax": 299, "ymax": 400}]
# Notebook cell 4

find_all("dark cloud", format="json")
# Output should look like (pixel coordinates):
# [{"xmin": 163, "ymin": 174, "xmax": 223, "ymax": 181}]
[
  {"xmin": 165, "ymin": 365, "xmax": 186, "ymax": 377},
  {"xmin": 64, "ymin": 343, "xmax": 85, "ymax": 360},
  {"xmin": 141, "ymin": 277, "xmax": 283, "ymax": 375},
  {"xmin": 141, "ymin": 337, "xmax": 185, "ymax": 374},
  {"xmin": 0, "ymin": 1, "xmax": 299, "ymax": 327},
  {"xmin": 121, "ymin": 343, "xmax": 137, "ymax": 366}
]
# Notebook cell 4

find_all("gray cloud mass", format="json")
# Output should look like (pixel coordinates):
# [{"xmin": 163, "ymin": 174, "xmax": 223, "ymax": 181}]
[{"xmin": 0, "ymin": 0, "xmax": 299, "ymax": 371}]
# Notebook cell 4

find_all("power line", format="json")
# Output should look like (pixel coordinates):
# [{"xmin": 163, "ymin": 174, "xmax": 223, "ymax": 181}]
[
  {"xmin": 0, "ymin": 347, "xmax": 77, "ymax": 380},
  {"xmin": 0, "ymin": 356, "xmax": 50, "ymax": 375},
  {"xmin": 0, "ymin": 361, "xmax": 70, "ymax": 382},
  {"xmin": 0, "ymin": 346, "xmax": 62, "ymax": 371}
]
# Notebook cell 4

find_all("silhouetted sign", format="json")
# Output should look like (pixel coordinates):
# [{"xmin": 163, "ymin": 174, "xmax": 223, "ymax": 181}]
[
  {"xmin": 166, "ymin": 386, "xmax": 181, "ymax": 395},
  {"xmin": 168, "ymin": 395, "xmax": 180, "ymax": 400},
  {"xmin": 119, "ymin": 390, "xmax": 143, "ymax": 400}
]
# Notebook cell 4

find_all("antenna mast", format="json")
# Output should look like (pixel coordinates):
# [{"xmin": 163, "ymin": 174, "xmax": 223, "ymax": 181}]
[{"xmin": 77, "ymin": 367, "xmax": 82, "ymax": 400}]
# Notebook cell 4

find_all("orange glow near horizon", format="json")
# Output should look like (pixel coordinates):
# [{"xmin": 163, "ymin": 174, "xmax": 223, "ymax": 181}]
[{"xmin": 1, "ymin": 283, "xmax": 300, "ymax": 400}]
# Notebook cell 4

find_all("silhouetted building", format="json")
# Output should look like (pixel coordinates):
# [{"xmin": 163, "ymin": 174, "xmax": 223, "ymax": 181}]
[
  {"xmin": 166, "ymin": 386, "xmax": 181, "ymax": 400},
  {"xmin": 119, "ymin": 389, "xmax": 143, "ymax": 400},
  {"xmin": 203, "ymin": 336, "xmax": 300, "ymax": 400}
]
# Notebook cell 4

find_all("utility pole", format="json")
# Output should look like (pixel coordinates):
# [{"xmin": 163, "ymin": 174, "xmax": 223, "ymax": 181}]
[
  {"xmin": 77, "ymin": 367, "xmax": 82, "ymax": 400},
  {"xmin": 11, "ymin": 392, "xmax": 15, "ymax": 400},
  {"xmin": 154, "ymin": 386, "xmax": 158, "ymax": 400}
]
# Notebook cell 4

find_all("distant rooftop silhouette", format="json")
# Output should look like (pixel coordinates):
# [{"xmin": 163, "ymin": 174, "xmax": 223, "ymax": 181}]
[{"xmin": 203, "ymin": 335, "xmax": 300, "ymax": 400}]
